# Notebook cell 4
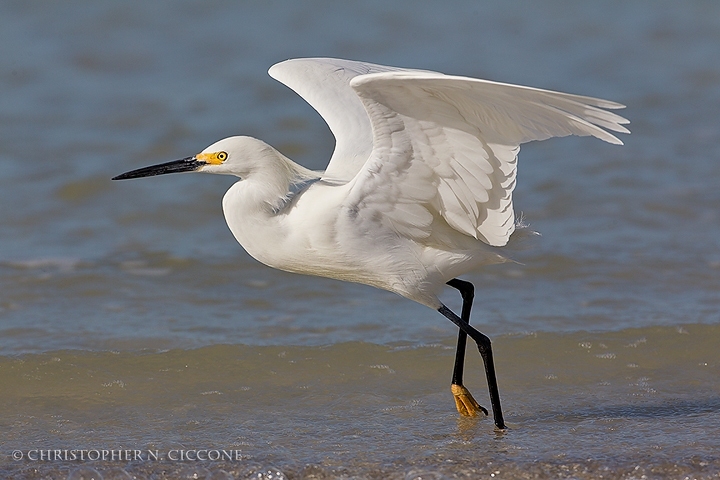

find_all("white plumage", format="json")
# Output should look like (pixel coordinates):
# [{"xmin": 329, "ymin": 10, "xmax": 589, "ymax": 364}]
[
  {"xmin": 229, "ymin": 57, "xmax": 627, "ymax": 307},
  {"xmin": 114, "ymin": 58, "xmax": 629, "ymax": 429},
  {"xmin": 272, "ymin": 59, "xmax": 628, "ymax": 247}
]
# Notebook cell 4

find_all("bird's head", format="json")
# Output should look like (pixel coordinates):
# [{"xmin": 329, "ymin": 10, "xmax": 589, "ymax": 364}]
[{"xmin": 112, "ymin": 136, "xmax": 267, "ymax": 180}]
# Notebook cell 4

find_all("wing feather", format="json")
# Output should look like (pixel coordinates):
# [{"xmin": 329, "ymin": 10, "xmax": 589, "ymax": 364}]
[
  {"xmin": 269, "ymin": 58, "xmax": 420, "ymax": 181},
  {"xmin": 346, "ymin": 69, "xmax": 628, "ymax": 247},
  {"xmin": 269, "ymin": 58, "xmax": 628, "ymax": 248}
]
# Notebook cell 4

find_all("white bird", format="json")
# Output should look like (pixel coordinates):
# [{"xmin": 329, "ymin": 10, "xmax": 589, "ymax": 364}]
[{"xmin": 113, "ymin": 58, "xmax": 629, "ymax": 429}]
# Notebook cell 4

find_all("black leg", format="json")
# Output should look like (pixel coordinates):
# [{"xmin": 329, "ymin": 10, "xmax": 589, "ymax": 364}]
[
  {"xmin": 446, "ymin": 279, "xmax": 489, "ymax": 419},
  {"xmin": 446, "ymin": 278, "xmax": 473, "ymax": 386},
  {"xmin": 439, "ymin": 290, "xmax": 506, "ymax": 430}
]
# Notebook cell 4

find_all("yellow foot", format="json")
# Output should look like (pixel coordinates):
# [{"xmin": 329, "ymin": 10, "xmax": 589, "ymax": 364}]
[{"xmin": 451, "ymin": 384, "xmax": 488, "ymax": 417}]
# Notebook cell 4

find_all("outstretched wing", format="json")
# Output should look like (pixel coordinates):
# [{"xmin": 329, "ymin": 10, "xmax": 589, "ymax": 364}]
[
  {"xmin": 270, "ymin": 58, "xmax": 629, "ymax": 247},
  {"xmin": 344, "ymin": 70, "xmax": 629, "ymax": 247},
  {"xmin": 269, "ymin": 58, "xmax": 421, "ymax": 182}
]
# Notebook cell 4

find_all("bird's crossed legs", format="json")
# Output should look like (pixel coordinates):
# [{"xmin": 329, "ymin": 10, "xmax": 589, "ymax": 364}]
[{"xmin": 439, "ymin": 278, "xmax": 506, "ymax": 430}]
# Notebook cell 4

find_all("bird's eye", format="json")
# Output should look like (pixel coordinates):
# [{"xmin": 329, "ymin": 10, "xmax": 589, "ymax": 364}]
[{"xmin": 217, "ymin": 152, "xmax": 228, "ymax": 162}]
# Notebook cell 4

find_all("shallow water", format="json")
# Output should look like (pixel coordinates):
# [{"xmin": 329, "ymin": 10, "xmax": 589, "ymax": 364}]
[
  {"xmin": 4, "ymin": 326, "xmax": 720, "ymax": 479},
  {"xmin": 1, "ymin": 1, "xmax": 720, "ymax": 479}
]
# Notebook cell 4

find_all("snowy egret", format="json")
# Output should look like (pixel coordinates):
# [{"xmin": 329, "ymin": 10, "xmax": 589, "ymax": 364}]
[{"xmin": 113, "ymin": 58, "xmax": 629, "ymax": 429}]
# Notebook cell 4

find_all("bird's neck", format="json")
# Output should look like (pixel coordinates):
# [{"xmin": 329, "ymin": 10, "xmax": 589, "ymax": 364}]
[
  {"xmin": 241, "ymin": 147, "xmax": 318, "ymax": 212},
  {"xmin": 221, "ymin": 147, "xmax": 318, "ymax": 267}
]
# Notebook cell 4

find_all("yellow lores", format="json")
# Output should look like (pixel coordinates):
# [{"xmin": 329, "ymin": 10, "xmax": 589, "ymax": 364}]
[{"xmin": 197, "ymin": 151, "xmax": 228, "ymax": 165}]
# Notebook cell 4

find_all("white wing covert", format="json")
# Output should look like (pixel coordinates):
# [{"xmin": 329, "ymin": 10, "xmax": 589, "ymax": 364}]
[
  {"xmin": 269, "ymin": 58, "xmax": 629, "ymax": 248},
  {"xmin": 269, "ymin": 58, "xmax": 417, "ymax": 182},
  {"xmin": 345, "ymin": 70, "xmax": 629, "ymax": 247}
]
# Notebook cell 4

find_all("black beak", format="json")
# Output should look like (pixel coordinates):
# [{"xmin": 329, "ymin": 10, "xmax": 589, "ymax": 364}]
[{"xmin": 112, "ymin": 156, "xmax": 206, "ymax": 180}]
